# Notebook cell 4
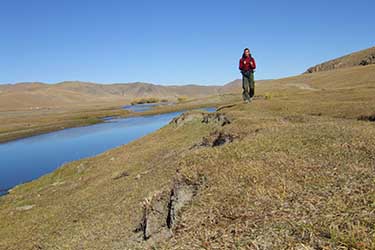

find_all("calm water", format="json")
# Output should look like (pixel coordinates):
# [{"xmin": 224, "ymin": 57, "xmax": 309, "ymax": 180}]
[{"xmin": 0, "ymin": 107, "xmax": 215, "ymax": 196}]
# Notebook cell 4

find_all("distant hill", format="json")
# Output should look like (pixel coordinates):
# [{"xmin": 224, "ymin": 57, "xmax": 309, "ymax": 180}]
[
  {"xmin": 219, "ymin": 79, "xmax": 242, "ymax": 93},
  {"xmin": 0, "ymin": 81, "xmax": 228, "ymax": 110},
  {"xmin": 305, "ymin": 46, "xmax": 375, "ymax": 73},
  {"xmin": 0, "ymin": 78, "xmax": 279, "ymax": 110},
  {"xmin": 53, "ymin": 81, "xmax": 223, "ymax": 98},
  {"xmin": 5, "ymin": 46, "xmax": 374, "ymax": 111}
]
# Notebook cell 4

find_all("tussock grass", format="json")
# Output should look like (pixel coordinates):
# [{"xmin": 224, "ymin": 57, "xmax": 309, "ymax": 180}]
[{"xmin": 160, "ymin": 112, "xmax": 375, "ymax": 249}]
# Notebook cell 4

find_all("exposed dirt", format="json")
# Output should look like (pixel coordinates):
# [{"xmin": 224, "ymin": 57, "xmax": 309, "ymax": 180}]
[
  {"xmin": 134, "ymin": 174, "xmax": 205, "ymax": 245},
  {"xmin": 192, "ymin": 130, "xmax": 237, "ymax": 148},
  {"xmin": 202, "ymin": 113, "xmax": 231, "ymax": 126}
]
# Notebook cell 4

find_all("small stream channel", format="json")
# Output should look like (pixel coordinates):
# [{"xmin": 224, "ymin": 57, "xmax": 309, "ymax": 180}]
[{"xmin": 0, "ymin": 106, "xmax": 215, "ymax": 196}]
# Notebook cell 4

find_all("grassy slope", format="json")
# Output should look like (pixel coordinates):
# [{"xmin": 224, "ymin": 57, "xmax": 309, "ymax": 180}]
[
  {"xmin": 0, "ymin": 65, "xmax": 375, "ymax": 249},
  {"xmin": 305, "ymin": 46, "xmax": 375, "ymax": 73}
]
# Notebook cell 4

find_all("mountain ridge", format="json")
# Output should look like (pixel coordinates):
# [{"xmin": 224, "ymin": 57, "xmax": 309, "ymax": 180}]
[
  {"xmin": 304, "ymin": 46, "xmax": 375, "ymax": 73},
  {"xmin": 2, "ymin": 45, "xmax": 375, "ymax": 111},
  {"xmin": 0, "ymin": 80, "xmax": 230, "ymax": 110}
]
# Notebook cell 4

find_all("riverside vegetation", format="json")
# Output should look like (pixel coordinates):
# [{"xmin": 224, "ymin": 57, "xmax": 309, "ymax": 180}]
[{"xmin": 0, "ymin": 50, "xmax": 375, "ymax": 249}]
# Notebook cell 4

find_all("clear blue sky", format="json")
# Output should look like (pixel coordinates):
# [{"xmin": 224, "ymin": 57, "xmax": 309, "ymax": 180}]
[{"xmin": 1, "ymin": 0, "xmax": 374, "ymax": 85}]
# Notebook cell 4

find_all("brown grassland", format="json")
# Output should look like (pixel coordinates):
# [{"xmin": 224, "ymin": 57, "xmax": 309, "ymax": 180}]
[{"xmin": 0, "ymin": 64, "xmax": 375, "ymax": 249}]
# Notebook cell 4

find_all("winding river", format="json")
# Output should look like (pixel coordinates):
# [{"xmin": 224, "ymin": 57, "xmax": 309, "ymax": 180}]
[{"xmin": 0, "ymin": 106, "xmax": 215, "ymax": 196}]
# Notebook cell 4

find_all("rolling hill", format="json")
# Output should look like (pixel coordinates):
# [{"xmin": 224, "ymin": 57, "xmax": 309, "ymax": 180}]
[
  {"xmin": 1, "ymin": 46, "xmax": 375, "ymax": 112},
  {"xmin": 305, "ymin": 46, "xmax": 375, "ymax": 73},
  {"xmin": 226, "ymin": 46, "xmax": 375, "ymax": 91},
  {"xmin": 0, "ymin": 81, "xmax": 225, "ymax": 111}
]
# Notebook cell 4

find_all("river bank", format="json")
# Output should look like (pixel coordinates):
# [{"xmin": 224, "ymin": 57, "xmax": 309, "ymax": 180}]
[
  {"xmin": 0, "ymin": 94, "xmax": 236, "ymax": 144},
  {"xmin": 0, "ymin": 106, "xmax": 217, "ymax": 196}
]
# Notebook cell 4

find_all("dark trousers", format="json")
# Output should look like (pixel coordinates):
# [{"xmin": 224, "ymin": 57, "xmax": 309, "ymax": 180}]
[{"xmin": 242, "ymin": 72, "xmax": 255, "ymax": 101}]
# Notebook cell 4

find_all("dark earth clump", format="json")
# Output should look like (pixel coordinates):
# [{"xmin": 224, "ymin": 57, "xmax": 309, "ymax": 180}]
[
  {"xmin": 359, "ymin": 54, "xmax": 375, "ymax": 66},
  {"xmin": 112, "ymin": 171, "xmax": 130, "ymax": 180},
  {"xmin": 358, "ymin": 114, "xmax": 375, "ymax": 122},
  {"xmin": 201, "ymin": 112, "xmax": 231, "ymax": 126},
  {"xmin": 192, "ymin": 130, "xmax": 237, "ymax": 149}
]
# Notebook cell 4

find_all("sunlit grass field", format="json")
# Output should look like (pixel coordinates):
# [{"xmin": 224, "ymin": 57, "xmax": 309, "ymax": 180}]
[{"xmin": 0, "ymin": 64, "xmax": 374, "ymax": 249}]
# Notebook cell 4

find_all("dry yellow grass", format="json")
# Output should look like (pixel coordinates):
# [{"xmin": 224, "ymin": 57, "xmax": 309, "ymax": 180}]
[
  {"xmin": 0, "ymin": 65, "xmax": 375, "ymax": 249},
  {"xmin": 305, "ymin": 46, "xmax": 375, "ymax": 73},
  {"xmin": 0, "ymin": 81, "xmax": 224, "ymax": 111}
]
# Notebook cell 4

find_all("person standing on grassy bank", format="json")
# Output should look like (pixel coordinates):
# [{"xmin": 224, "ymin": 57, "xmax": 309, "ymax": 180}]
[{"xmin": 239, "ymin": 48, "xmax": 256, "ymax": 103}]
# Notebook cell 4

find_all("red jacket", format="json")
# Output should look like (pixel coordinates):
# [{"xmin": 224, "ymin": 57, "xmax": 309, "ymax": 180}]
[{"xmin": 239, "ymin": 56, "xmax": 256, "ymax": 72}]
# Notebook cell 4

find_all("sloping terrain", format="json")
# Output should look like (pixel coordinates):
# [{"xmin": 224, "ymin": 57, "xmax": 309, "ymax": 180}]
[
  {"xmin": 305, "ymin": 46, "xmax": 375, "ymax": 73},
  {"xmin": 1, "ymin": 46, "xmax": 374, "ymax": 112},
  {"xmin": 1, "ymin": 64, "xmax": 374, "ymax": 249},
  {"xmin": 0, "ymin": 81, "xmax": 223, "ymax": 111}
]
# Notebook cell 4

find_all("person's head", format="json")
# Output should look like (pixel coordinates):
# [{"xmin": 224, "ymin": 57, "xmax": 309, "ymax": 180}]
[{"xmin": 242, "ymin": 48, "xmax": 251, "ymax": 58}]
